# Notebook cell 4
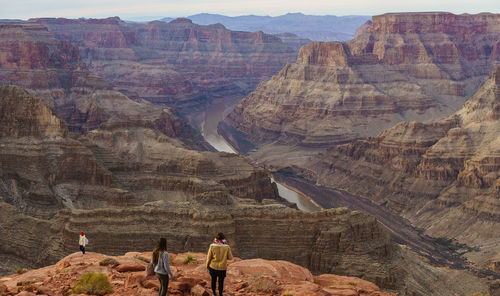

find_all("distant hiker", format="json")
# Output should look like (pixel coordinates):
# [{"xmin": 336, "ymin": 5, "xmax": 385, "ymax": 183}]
[
  {"xmin": 152, "ymin": 237, "xmax": 176, "ymax": 296},
  {"xmin": 79, "ymin": 232, "xmax": 88, "ymax": 254},
  {"xmin": 206, "ymin": 232, "xmax": 233, "ymax": 296}
]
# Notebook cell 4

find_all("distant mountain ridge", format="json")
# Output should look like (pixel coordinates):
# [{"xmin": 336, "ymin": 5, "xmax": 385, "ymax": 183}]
[{"xmin": 158, "ymin": 13, "xmax": 370, "ymax": 41}]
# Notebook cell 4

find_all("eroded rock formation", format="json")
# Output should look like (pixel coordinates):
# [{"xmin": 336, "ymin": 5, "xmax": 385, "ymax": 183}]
[
  {"xmin": 309, "ymin": 66, "xmax": 500, "ymax": 271},
  {"xmin": 0, "ymin": 85, "xmax": 280, "ymax": 218},
  {"xmin": 223, "ymin": 12, "xmax": 500, "ymax": 148},
  {"xmin": 30, "ymin": 17, "xmax": 297, "ymax": 115},
  {"xmin": 0, "ymin": 22, "xmax": 201, "ymax": 147},
  {"xmin": 0, "ymin": 252, "xmax": 394, "ymax": 296},
  {"xmin": 0, "ymin": 86, "xmax": 395, "ymax": 291}
]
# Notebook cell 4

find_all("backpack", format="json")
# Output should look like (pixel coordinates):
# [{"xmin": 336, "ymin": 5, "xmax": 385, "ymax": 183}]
[{"xmin": 145, "ymin": 261, "xmax": 155, "ymax": 276}]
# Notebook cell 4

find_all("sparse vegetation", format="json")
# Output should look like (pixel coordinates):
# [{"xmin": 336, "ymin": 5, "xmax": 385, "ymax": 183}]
[
  {"xmin": 99, "ymin": 257, "xmax": 120, "ymax": 267},
  {"xmin": 71, "ymin": 272, "xmax": 113, "ymax": 295},
  {"xmin": 274, "ymin": 168, "xmax": 304, "ymax": 179},
  {"xmin": 245, "ymin": 276, "xmax": 281, "ymax": 293},
  {"xmin": 182, "ymin": 253, "xmax": 197, "ymax": 264},
  {"xmin": 135, "ymin": 255, "xmax": 150, "ymax": 263},
  {"xmin": 16, "ymin": 281, "xmax": 32, "ymax": 288},
  {"xmin": 347, "ymin": 281, "xmax": 358, "ymax": 287},
  {"xmin": 469, "ymin": 293, "xmax": 491, "ymax": 296},
  {"xmin": 282, "ymin": 291, "xmax": 296, "ymax": 296},
  {"xmin": 16, "ymin": 267, "xmax": 27, "ymax": 274},
  {"xmin": 432, "ymin": 237, "xmax": 480, "ymax": 254}
]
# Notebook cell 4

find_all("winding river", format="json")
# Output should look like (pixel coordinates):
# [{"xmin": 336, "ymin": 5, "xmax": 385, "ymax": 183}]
[{"xmin": 201, "ymin": 98, "xmax": 320, "ymax": 212}]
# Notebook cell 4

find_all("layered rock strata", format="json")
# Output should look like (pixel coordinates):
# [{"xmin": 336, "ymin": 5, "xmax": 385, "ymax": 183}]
[
  {"xmin": 0, "ymin": 200, "xmax": 394, "ymax": 288},
  {"xmin": 0, "ymin": 206, "xmax": 494, "ymax": 295},
  {"xmin": 0, "ymin": 87, "xmax": 392, "ymax": 287},
  {"xmin": 0, "ymin": 22, "xmax": 197, "ymax": 145},
  {"xmin": 30, "ymin": 17, "xmax": 297, "ymax": 114},
  {"xmin": 308, "ymin": 66, "xmax": 500, "ymax": 270},
  {"xmin": 0, "ymin": 85, "xmax": 279, "ymax": 218},
  {"xmin": 224, "ymin": 12, "xmax": 500, "ymax": 148},
  {"xmin": 0, "ymin": 87, "xmax": 494, "ymax": 295}
]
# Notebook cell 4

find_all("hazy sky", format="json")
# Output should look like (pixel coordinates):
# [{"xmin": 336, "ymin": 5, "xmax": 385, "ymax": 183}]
[{"xmin": 1, "ymin": 0, "xmax": 498, "ymax": 20}]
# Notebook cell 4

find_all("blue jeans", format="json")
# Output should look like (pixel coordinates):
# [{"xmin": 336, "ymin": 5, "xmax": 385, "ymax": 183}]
[{"xmin": 79, "ymin": 245, "xmax": 85, "ymax": 254}]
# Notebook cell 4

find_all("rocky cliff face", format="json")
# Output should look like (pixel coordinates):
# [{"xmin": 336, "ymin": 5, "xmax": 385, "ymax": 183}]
[
  {"xmin": 308, "ymin": 66, "xmax": 500, "ymax": 272},
  {"xmin": 0, "ymin": 86, "xmax": 395, "ymax": 290},
  {"xmin": 224, "ymin": 12, "xmax": 500, "ymax": 148},
  {"xmin": 1, "ymin": 201, "xmax": 494, "ymax": 295},
  {"xmin": 0, "ymin": 22, "xmax": 200, "ymax": 148},
  {"xmin": 30, "ymin": 17, "xmax": 296, "ymax": 115},
  {"xmin": 0, "ymin": 85, "xmax": 280, "ymax": 218},
  {"xmin": 0, "ymin": 199, "xmax": 396, "ymax": 289}
]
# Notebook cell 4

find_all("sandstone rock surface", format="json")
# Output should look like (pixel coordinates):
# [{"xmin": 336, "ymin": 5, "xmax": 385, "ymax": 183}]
[{"xmin": 0, "ymin": 252, "xmax": 394, "ymax": 296}]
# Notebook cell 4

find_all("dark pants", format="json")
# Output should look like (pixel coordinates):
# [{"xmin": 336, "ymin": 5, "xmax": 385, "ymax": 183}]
[
  {"xmin": 157, "ymin": 273, "xmax": 169, "ymax": 296},
  {"xmin": 209, "ymin": 267, "xmax": 226, "ymax": 296},
  {"xmin": 79, "ymin": 245, "xmax": 85, "ymax": 254}
]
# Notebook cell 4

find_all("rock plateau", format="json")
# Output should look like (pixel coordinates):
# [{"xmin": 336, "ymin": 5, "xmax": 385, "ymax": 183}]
[{"xmin": 0, "ymin": 252, "xmax": 394, "ymax": 296}]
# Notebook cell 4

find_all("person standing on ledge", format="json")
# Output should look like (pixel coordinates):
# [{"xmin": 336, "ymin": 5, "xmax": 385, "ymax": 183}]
[
  {"xmin": 79, "ymin": 232, "xmax": 88, "ymax": 254},
  {"xmin": 152, "ymin": 238, "xmax": 176, "ymax": 296},
  {"xmin": 206, "ymin": 232, "xmax": 233, "ymax": 296}
]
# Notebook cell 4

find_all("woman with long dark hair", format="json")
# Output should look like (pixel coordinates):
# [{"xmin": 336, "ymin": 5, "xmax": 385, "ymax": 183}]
[
  {"xmin": 206, "ymin": 232, "xmax": 233, "ymax": 296},
  {"xmin": 152, "ymin": 238, "xmax": 176, "ymax": 296}
]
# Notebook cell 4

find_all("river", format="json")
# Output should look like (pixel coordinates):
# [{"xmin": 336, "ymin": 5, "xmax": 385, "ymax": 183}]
[{"xmin": 201, "ymin": 98, "xmax": 320, "ymax": 212}]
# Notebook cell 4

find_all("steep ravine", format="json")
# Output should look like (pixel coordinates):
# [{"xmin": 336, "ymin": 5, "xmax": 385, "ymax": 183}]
[
  {"xmin": 201, "ymin": 97, "xmax": 320, "ymax": 212},
  {"xmin": 202, "ymin": 97, "xmax": 497, "ymax": 295}
]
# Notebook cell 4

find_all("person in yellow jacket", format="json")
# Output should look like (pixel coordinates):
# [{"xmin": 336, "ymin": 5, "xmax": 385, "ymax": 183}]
[{"xmin": 206, "ymin": 232, "xmax": 233, "ymax": 296}]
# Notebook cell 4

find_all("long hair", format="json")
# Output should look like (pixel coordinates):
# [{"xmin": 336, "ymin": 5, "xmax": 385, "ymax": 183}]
[{"xmin": 152, "ymin": 237, "xmax": 167, "ymax": 265}]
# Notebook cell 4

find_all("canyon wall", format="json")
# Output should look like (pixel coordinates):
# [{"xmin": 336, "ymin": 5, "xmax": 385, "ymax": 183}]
[
  {"xmin": 307, "ymin": 66, "xmax": 500, "ymax": 271},
  {"xmin": 31, "ymin": 17, "xmax": 297, "ymax": 114},
  {"xmin": 0, "ymin": 85, "xmax": 280, "ymax": 218},
  {"xmin": 224, "ymin": 12, "xmax": 500, "ymax": 148},
  {"xmin": 0, "ymin": 85, "xmax": 391, "ymax": 292}
]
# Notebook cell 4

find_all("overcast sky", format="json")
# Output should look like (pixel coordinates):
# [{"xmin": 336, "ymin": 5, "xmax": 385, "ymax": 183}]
[{"xmin": 1, "ymin": 0, "xmax": 498, "ymax": 20}]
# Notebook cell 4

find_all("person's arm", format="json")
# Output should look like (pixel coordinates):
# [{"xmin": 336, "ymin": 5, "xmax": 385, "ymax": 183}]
[
  {"xmin": 206, "ymin": 245, "xmax": 213, "ymax": 268},
  {"xmin": 163, "ymin": 252, "xmax": 175, "ymax": 279},
  {"xmin": 227, "ymin": 246, "xmax": 233, "ymax": 260}
]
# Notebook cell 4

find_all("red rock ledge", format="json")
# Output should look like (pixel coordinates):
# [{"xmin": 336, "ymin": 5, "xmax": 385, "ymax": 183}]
[{"xmin": 0, "ymin": 252, "xmax": 394, "ymax": 296}]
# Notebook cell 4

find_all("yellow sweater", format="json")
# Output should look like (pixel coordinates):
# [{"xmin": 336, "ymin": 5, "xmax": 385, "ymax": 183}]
[{"xmin": 206, "ymin": 243, "xmax": 233, "ymax": 270}]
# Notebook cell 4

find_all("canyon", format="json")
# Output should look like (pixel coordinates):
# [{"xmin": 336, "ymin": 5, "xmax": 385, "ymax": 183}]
[
  {"xmin": 220, "ymin": 11, "xmax": 500, "ymax": 280},
  {"xmin": 0, "ymin": 11, "xmax": 499, "ymax": 296},
  {"xmin": 307, "ymin": 64, "xmax": 500, "ymax": 273},
  {"xmin": 30, "ymin": 17, "xmax": 297, "ymax": 121},
  {"xmin": 224, "ymin": 12, "xmax": 500, "ymax": 149}
]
